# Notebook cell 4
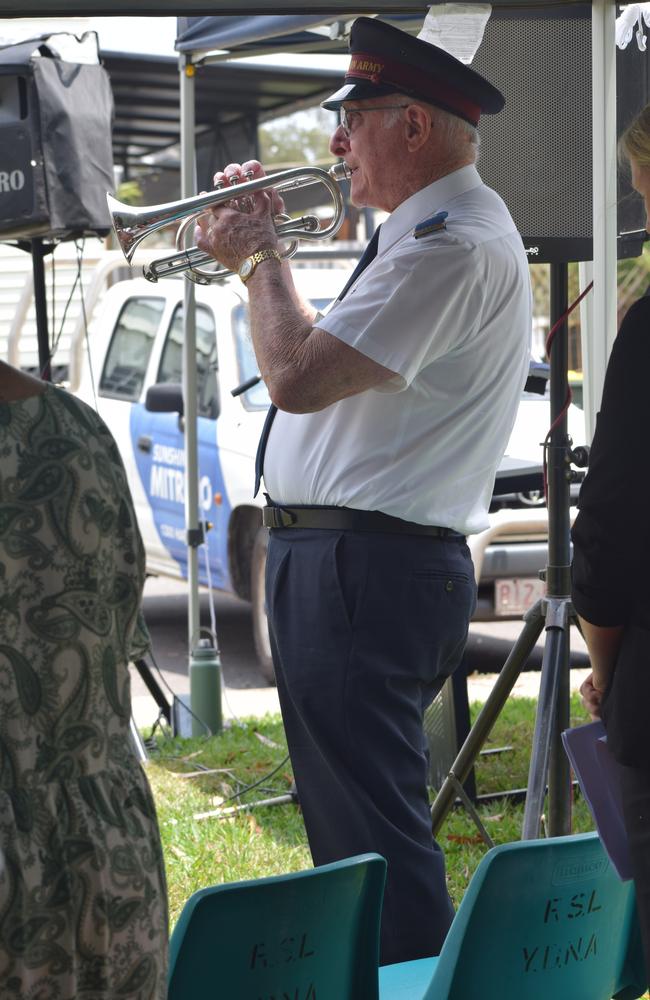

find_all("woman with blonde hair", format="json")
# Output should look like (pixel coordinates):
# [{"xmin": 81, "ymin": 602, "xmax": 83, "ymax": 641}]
[
  {"xmin": 572, "ymin": 103, "xmax": 650, "ymax": 981},
  {"xmin": 0, "ymin": 362, "xmax": 168, "ymax": 998}
]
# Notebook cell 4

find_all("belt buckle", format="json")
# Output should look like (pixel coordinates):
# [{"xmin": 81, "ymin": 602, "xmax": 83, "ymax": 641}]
[{"xmin": 264, "ymin": 506, "xmax": 297, "ymax": 528}]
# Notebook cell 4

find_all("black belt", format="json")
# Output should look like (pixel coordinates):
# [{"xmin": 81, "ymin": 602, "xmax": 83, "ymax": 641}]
[{"xmin": 262, "ymin": 504, "xmax": 464, "ymax": 539}]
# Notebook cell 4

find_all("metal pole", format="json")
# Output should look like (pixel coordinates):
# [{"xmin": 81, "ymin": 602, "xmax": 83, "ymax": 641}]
[
  {"xmin": 543, "ymin": 261, "xmax": 572, "ymax": 835},
  {"xmin": 180, "ymin": 54, "xmax": 223, "ymax": 736},
  {"xmin": 31, "ymin": 238, "xmax": 51, "ymax": 382},
  {"xmin": 521, "ymin": 599, "xmax": 570, "ymax": 839},
  {"xmin": 588, "ymin": 0, "xmax": 618, "ymax": 436},
  {"xmin": 431, "ymin": 603, "xmax": 546, "ymax": 836},
  {"xmin": 180, "ymin": 56, "xmax": 201, "ymax": 653}
]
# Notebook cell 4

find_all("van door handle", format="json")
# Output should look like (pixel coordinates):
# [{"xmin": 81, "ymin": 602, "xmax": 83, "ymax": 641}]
[{"xmin": 137, "ymin": 435, "xmax": 153, "ymax": 453}]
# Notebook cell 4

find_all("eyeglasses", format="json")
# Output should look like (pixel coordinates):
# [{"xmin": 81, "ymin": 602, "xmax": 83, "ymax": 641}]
[{"xmin": 338, "ymin": 104, "xmax": 409, "ymax": 136}]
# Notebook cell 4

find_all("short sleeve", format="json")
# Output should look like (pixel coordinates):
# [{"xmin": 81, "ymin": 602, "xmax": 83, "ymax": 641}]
[{"xmin": 318, "ymin": 234, "xmax": 485, "ymax": 385}]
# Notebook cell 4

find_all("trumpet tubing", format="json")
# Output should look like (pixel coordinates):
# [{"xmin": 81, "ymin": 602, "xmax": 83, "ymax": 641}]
[{"xmin": 107, "ymin": 162, "xmax": 351, "ymax": 284}]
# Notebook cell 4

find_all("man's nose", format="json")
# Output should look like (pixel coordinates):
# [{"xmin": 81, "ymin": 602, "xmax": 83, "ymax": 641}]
[{"xmin": 329, "ymin": 124, "xmax": 350, "ymax": 157}]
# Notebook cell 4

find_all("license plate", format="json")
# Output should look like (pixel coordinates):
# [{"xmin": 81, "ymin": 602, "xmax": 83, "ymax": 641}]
[{"xmin": 494, "ymin": 577, "xmax": 546, "ymax": 616}]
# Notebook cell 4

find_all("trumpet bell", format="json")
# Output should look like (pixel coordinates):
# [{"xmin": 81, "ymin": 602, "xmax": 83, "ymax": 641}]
[{"xmin": 106, "ymin": 195, "xmax": 143, "ymax": 263}]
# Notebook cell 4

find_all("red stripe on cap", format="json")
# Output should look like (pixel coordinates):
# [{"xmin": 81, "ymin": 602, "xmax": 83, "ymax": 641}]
[{"xmin": 347, "ymin": 51, "xmax": 481, "ymax": 125}]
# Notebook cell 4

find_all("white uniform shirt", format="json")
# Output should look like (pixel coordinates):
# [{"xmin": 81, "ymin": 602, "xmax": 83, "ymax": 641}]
[{"xmin": 264, "ymin": 164, "xmax": 532, "ymax": 535}]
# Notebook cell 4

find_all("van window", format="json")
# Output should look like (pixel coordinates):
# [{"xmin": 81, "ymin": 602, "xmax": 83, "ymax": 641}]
[
  {"xmin": 232, "ymin": 298, "xmax": 331, "ymax": 410},
  {"xmin": 99, "ymin": 296, "xmax": 165, "ymax": 401},
  {"xmin": 158, "ymin": 304, "xmax": 219, "ymax": 419}
]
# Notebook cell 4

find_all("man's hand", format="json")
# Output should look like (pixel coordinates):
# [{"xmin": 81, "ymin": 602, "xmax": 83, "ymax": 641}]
[
  {"xmin": 213, "ymin": 160, "xmax": 285, "ymax": 216},
  {"xmin": 580, "ymin": 671, "xmax": 607, "ymax": 721},
  {"xmin": 194, "ymin": 160, "xmax": 281, "ymax": 274}
]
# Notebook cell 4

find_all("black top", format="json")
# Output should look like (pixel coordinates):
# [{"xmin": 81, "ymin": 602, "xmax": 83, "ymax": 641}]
[{"xmin": 571, "ymin": 294, "xmax": 650, "ymax": 629}]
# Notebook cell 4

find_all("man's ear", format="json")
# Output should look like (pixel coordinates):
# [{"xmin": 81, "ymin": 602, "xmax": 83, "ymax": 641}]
[{"xmin": 404, "ymin": 104, "xmax": 432, "ymax": 151}]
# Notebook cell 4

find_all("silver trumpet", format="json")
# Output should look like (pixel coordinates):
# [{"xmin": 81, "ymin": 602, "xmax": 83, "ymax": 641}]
[{"xmin": 107, "ymin": 161, "xmax": 351, "ymax": 284}]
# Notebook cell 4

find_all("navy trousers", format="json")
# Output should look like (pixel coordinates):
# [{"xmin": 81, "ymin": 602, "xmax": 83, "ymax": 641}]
[{"xmin": 265, "ymin": 526, "xmax": 477, "ymax": 966}]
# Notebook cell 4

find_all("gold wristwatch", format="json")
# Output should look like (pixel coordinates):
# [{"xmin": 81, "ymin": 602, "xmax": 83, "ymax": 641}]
[{"xmin": 238, "ymin": 249, "xmax": 282, "ymax": 283}]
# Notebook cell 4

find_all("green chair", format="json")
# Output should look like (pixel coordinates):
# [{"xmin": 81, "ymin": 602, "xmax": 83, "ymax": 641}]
[
  {"xmin": 168, "ymin": 852, "xmax": 386, "ymax": 1000},
  {"xmin": 379, "ymin": 833, "xmax": 646, "ymax": 1000}
]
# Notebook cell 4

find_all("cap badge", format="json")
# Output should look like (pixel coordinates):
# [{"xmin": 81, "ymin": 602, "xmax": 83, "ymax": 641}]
[{"xmin": 349, "ymin": 55, "xmax": 385, "ymax": 80}]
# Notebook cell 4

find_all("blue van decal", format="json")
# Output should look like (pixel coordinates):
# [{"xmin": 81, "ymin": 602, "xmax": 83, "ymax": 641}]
[{"xmin": 129, "ymin": 402, "xmax": 232, "ymax": 590}]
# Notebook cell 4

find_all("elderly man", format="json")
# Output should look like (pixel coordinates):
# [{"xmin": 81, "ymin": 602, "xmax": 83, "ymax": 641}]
[{"xmin": 196, "ymin": 16, "xmax": 531, "ymax": 967}]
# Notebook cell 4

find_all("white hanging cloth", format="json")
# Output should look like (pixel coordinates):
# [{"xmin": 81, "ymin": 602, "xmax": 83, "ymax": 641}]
[{"xmin": 615, "ymin": 3, "xmax": 650, "ymax": 51}]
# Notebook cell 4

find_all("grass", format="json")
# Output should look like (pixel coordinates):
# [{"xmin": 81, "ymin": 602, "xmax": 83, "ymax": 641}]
[
  {"xmin": 146, "ymin": 693, "xmax": 650, "ymax": 998},
  {"xmin": 148, "ymin": 714, "xmax": 310, "ymax": 921},
  {"xmin": 146, "ymin": 692, "xmax": 597, "ymax": 924},
  {"xmin": 442, "ymin": 695, "xmax": 597, "ymax": 902}
]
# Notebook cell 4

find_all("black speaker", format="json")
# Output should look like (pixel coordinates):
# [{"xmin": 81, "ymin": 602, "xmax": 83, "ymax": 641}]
[
  {"xmin": 472, "ymin": 4, "xmax": 647, "ymax": 263},
  {"xmin": 0, "ymin": 40, "xmax": 114, "ymax": 242}
]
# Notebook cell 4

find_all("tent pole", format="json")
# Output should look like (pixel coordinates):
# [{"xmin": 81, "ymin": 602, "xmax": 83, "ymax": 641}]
[
  {"xmin": 180, "ymin": 55, "xmax": 201, "ymax": 655},
  {"xmin": 586, "ymin": 0, "xmax": 618, "ymax": 442}
]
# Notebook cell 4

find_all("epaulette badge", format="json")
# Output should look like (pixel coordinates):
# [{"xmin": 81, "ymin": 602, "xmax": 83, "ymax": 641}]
[{"xmin": 413, "ymin": 211, "xmax": 448, "ymax": 239}]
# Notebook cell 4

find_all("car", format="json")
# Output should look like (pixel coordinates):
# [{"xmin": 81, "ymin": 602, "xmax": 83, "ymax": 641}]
[{"xmin": 475, "ymin": 377, "xmax": 586, "ymax": 620}]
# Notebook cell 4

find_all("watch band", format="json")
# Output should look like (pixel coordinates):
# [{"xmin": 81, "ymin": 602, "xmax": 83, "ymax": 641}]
[{"xmin": 239, "ymin": 248, "xmax": 282, "ymax": 283}]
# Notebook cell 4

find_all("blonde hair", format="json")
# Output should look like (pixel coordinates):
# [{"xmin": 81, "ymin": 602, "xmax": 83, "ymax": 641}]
[{"xmin": 619, "ymin": 104, "xmax": 650, "ymax": 168}]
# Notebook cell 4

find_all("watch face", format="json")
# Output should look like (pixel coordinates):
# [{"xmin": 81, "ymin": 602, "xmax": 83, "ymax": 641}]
[{"xmin": 240, "ymin": 258, "xmax": 254, "ymax": 280}]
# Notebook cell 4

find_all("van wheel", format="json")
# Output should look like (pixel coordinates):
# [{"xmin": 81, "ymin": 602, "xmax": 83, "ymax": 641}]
[{"xmin": 251, "ymin": 526, "xmax": 275, "ymax": 685}]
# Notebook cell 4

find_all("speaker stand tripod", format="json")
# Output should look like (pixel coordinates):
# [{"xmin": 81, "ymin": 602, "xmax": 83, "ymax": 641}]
[{"xmin": 431, "ymin": 260, "xmax": 587, "ymax": 841}]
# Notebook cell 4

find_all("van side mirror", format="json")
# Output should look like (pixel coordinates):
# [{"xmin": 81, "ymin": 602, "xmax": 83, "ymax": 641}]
[
  {"xmin": 206, "ymin": 387, "xmax": 220, "ymax": 421},
  {"xmin": 145, "ymin": 383, "xmax": 184, "ymax": 416}
]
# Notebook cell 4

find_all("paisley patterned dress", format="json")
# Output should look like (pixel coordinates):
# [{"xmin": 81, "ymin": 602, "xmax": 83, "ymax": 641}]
[{"xmin": 0, "ymin": 384, "xmax": 168, "ymax": 1000}]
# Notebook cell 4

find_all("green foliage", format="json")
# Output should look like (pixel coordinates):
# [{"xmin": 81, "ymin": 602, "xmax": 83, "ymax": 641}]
[
  {"xmin": 259, "ymin": 107, "xmax": 336, "ymax": 168},
  {"xmin": 116, "ymin": 179, "xmax": 144, "ymax": 206},
  {"xmin": 528, "ymin": 247, "xmax": 650, "ymax": 374},
  {"xmin": 618, "ymin": 243, "xmax": 650, "ymax": 319}
]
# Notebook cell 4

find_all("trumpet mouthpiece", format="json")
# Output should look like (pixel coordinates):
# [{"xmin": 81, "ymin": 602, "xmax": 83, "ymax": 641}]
[{"xmin": 329, "ymin": 162, "xmax": 352, "ymax": 183}]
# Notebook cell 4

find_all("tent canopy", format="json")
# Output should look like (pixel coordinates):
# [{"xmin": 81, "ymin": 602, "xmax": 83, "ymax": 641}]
[
  {"xmin": 175, "ymin": 14, "xmax": 343, "ymax": 54},
  {"xmin": 175, "ymin": 12, "xmax": 432, "ymax": 58},
  {"xmin": 103, "ymin": 50, "xmax": 342, "ymax": 173},
  {"xmin": 0, "ymin": 0, "xmax": 591, "ymax": 13}
]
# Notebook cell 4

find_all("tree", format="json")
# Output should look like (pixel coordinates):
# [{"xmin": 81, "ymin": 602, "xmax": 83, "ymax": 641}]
[{"xmin": 259, "ymin": 107, "xmax": 335, "ymax": 168}]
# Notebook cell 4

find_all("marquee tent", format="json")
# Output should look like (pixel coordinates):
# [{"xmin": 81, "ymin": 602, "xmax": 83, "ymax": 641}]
[
  {"xmin": 0, "ymin": 0, "xmax": 607, "ymax": 12},
  {"xmin": 0, "ymin": 4, "xmax": 633, "ymax": 752}
]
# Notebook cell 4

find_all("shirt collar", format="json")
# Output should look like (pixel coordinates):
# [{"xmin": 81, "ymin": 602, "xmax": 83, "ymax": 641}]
[{"xmin": 378, "ymin": 163, "xmax": 483, "ymax": 253}]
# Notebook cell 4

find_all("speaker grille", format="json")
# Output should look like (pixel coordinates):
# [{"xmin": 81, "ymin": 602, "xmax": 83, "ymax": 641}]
[
  {"xmin": 423, "ymin": 678, "xmax": 458, "ymax": 791},
  {"xmin": 471, "ymin": 6, "xmax": 646, "ymax": 261},
  {"xmin": 473, "ymin": 10, "xmax": 593, "ymax": 245}
]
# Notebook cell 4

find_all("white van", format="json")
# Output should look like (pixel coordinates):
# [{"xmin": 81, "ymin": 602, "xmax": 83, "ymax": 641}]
[{"xmin": 75, "ymin": 262, "xmax": 355, "ymax": 680}]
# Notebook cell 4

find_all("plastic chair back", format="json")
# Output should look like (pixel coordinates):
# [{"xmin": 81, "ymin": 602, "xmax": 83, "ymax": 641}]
[
  {"xmin": 428, "ymin": 832, "xmax": 645, "ymax": 1000},
  {"xmin": 168, "ymin": 852, "xmax": 386, "ymax": 1000}
]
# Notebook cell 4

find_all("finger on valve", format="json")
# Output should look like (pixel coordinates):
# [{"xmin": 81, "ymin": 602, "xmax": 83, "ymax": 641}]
[
  {"xmin": 240, "ymin": 158, "xmax": 285, "ymax": 216},
  {"xmin": 217, "ymin": 163, "xmax": 256, "ymax": 214}
]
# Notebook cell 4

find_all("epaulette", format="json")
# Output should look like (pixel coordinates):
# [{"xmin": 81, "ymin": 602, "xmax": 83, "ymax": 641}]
[{"xmin": 413, "ymin": 211, "xmax": 448, "ymax": 239}]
